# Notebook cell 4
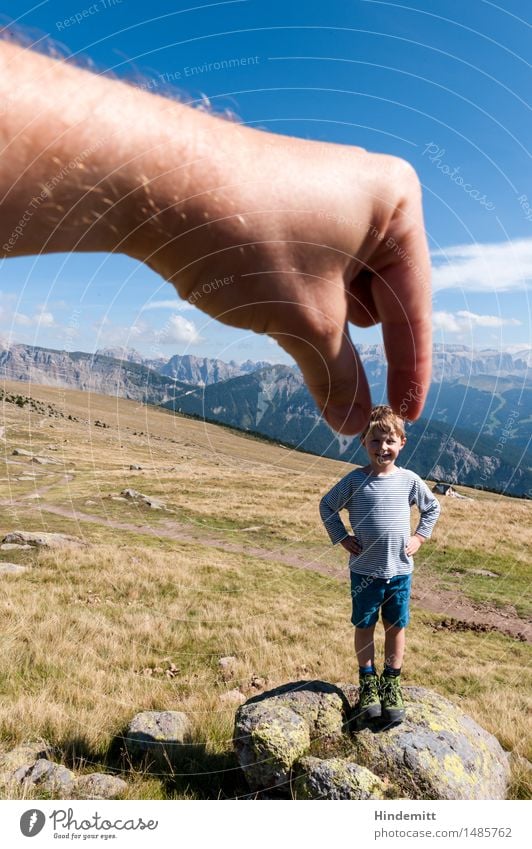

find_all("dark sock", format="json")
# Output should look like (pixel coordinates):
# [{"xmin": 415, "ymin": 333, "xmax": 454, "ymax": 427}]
[
  {"xmin": 383, "ymin": 665, "xmax": 401, "ymax": 677},
  {"xmin": 359, "ymin": 665, "xmax": 376, "ymax": 676}
]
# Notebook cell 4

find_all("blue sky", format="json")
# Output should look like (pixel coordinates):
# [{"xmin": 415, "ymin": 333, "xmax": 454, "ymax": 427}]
[{"xmin": 0, "ymin": 0, "xmax": 530, "ymax": 363}]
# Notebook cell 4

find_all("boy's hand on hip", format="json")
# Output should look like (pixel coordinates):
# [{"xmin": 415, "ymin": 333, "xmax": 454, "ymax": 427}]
[
  {"xmin": 341, "ymin": 535, "xmax": 362, "ymax": 555},
  {"xmin": 405, "ymin": 535, "xmax": 422, "ymax": 556}
]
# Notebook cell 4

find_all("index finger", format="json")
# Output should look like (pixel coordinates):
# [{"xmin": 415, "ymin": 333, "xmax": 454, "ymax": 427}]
[{"xmin": 369, "ymin": 223, "xmax": 432, "ymax": 420}]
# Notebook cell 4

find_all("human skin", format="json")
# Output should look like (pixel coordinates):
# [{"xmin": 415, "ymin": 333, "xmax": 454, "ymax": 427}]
[
  {"xmin": 0, "ymin": 39, "xmax": 432, "ymax": 434},
  {"xmin": 356, "ymin": 621, "xmax": 405, "ymax": 670}
]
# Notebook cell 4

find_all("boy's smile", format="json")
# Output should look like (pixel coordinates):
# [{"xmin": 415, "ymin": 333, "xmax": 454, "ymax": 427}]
[{"xmin": 361, "ymin": 427, "xmax": 406, "ymax": 475}]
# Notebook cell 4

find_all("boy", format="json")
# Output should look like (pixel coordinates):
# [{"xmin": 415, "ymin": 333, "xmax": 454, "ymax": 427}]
[{"xmin": 319, "ymin": 405, "xmax": 441, "ymax": 725}]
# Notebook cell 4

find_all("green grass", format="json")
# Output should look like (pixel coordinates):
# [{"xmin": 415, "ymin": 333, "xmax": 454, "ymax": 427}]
[{"xmin": 418, "ymin": 546, "xmax": 531, "ymax": 619}]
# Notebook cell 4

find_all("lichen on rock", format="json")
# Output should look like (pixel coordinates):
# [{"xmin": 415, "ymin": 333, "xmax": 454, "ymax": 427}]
[{"xmin": 234, "ymin": 682, "xmax": 511, "ymax": 800}]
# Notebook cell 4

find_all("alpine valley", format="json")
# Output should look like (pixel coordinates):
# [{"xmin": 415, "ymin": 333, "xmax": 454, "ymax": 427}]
[{"xmin": 1, "ymin": 340, "xmax": 530, "ymax": 497}]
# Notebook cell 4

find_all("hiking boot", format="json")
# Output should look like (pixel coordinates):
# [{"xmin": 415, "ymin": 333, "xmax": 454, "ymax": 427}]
[
  {"xmin": 357, "ymin": 672, "xmax": 381, "ymax": 721},
  {"xmin": 379, "ymin": 672, "xmax": 405, "ymax": 724}
]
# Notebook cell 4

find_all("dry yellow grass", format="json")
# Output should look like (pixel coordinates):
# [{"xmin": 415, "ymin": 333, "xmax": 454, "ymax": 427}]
[{"xmin": 0, "ymin": 380, "xmax": 530, "ymax": 799}]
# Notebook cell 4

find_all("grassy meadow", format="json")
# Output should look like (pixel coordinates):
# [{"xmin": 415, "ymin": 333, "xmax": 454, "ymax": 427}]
[{"xmin": 0, "ymin": 380, "xmax": 530, "ymax": 799}]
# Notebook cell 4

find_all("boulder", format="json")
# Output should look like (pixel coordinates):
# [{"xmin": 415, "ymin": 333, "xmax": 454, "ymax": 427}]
[
  {"xmin": 12, "ymin": 448, "xmax": 34, "ymax": 457},
  {"xmin": 1, "ymin": 531, "xmax": 81, "ymax": 548},
  {"xmin": 294, "ymin": 756, "xmax": 387, "ymax": 799},
  {"xmin": 124, "ymin": 710, "xmax": 191, "ymax": 768},
  {"xmin": 11, "ymin": 758, "xmax": 76, "ymax": 796},
  {"xmin": 74, "ymin": 773, "xmax": 127, "ymax": 800},
  {"xmin": 233, "ymin": 682, "xmax": 511, "ymax": 800}
]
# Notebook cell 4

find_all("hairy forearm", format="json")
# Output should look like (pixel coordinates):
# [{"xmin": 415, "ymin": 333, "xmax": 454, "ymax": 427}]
[{"xmin": 0, "ymin": 41, "xmax": 227, "ymax": 266}]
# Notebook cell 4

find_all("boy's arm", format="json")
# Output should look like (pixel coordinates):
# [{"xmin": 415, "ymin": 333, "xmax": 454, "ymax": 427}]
[
  {"xmin": 319, "ymin": 475, "xmax": 353, "ymax": 545},
  {"xmin": 409, "ymin": 476, "xmax": 441, "ymax": 540}
]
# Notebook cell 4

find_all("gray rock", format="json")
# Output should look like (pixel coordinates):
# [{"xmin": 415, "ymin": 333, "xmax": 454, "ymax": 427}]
[
  {"xmin": 12, "ymin": 448, "xmax": 34, "ymax": 457},
  {"xmin": 120, "ymin": 489, "xmax": 166, "ymax": 510},
  {"xmin": 294, "ymin": 755, "xmax": 387, "ymax": 799},
  {"xmin": 220, "ymin": 689, "xmax": 247, "ymax": 705},
  {"xmin": 1, "ymin": 531, "xmax": 81, "ymax": 548},
  {"xmin": 121, "ymin": 488, "xmax": 142, "ymax": 499},
  {"xmin": 233, "ymin": 682, "xmax": 511, "ymax": 800},
  {"xmin": 235, "ymin": 700, "xmax": 312, "ymax": 790},
  {"xmin": 471, "ymin": 569, "xmax": 499, "ymax": 578},
  {"xmin": 74, "ymin": 773, "xmax": 127, "ymax": 799},
  {"xmin": 124, "ymin": 710, "xmax": 191, "ymax": 768},
  {"xmin": 0, "ymin": 543, "xmax": 32, "ymax": 550},
  {"xmin": 32, "ymin": 456, "xmax": 61, "ymax": 465},
  {"xmin": 0, "ymin": 742, "xmax": 52, "ymax": 776},
  {"xmin": 346, "ymin": 685, "xmax": 510, "ymax": 800},
  {"xmin": 0, "ymin": 563, "xmax": 28, "ymax": 574},
  {"xmin": 219, "ymin": 656, "xmax": 238, "ymax": 680},
  {"xmin": 11, "ymin": 759, "xmax": 76, "ymax": 796},
  {"xmin": 129, "ymin": 464, "xmax": 142, "ymax": 470}
]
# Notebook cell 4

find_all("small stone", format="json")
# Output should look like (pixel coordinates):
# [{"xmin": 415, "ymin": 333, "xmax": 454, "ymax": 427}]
[
  {"xmin": 471, "ymin": 569, "xmax": 499, "ymax": 578},
  {"xmin": 124, "ymin": 711, "xmax": 191, "ymax": 768},
  {"xmin": 220, "ymin": 689, "xmax": 247, "ymax": 705},
  {"xmin": 0, "ymin": 563, "xmax": 28, "ymax": 575},
  {"xmin": 1, "ymin": 531, "xmax": 81, "ymax": 548},
  {"xmin": 129, "ymin": 464, "xmax": 142, "ymax": 470},
  {"xmin": 11, "ymin": 759, "xmax": 76, "ymax": 795},
  {"xmin": 12, "ymin": 448, "xmax": 34, "ymax": 457},
  {"xmin": 121, "ymin": 488, "xmax": 142, "ymax": 499},
  {"xmin": 218, "ymin": 656, "xmax": 238, "ymax": 681},
  {"xmin": 0, "ymin": 742, "xmax": 52, "ymax": 775},
  {"xmin": 75, "ymin": 773, "xmax": 127, "ymax": 800}
]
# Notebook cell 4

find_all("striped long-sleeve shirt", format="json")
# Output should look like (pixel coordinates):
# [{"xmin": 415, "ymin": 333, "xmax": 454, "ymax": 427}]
[{"xmin": 319, "ymin": 466, "xmax": 441, "ymax": 578}]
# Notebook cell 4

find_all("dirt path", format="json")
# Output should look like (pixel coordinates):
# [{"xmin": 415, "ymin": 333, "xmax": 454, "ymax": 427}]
[{"xmin": 10, "ymin": 499, "xmax": 530, "ymax": 644}]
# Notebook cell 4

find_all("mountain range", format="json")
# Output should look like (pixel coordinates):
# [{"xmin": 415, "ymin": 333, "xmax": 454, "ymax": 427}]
[{"xmin": 0, "ymin": 340, "xmax": 530, "ymax": 497}]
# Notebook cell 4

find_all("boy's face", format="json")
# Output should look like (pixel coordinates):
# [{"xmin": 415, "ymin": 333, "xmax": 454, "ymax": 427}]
[{"xmin": 361, "ymin": 426, "xmax": 406, "ymax": 468}]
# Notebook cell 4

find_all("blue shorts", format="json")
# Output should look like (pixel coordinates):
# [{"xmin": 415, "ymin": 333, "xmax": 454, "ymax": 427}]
[{"xmin": 350, "ymin": 571, "xmax": 412, "ymax": 629}]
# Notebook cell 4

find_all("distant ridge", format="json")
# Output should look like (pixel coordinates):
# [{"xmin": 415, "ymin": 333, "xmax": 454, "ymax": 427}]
[{"xmin": 1, "ymin": 341, "xmax": 530, "ymax": 496}]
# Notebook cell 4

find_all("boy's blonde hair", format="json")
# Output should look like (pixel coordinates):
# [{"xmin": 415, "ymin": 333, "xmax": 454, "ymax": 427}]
[{"xmin": 360, "ymin": 405, "xmax": 406, "ymax": 441}]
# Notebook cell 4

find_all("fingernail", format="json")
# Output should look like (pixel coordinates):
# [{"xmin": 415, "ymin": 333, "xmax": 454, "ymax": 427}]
[{"xmin": 324, "ymin": 403, "xmax": 365, "ymax": 434}]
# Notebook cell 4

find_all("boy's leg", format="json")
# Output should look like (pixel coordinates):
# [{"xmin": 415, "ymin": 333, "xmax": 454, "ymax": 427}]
[
  {"xmin": 354, "ymin": 625, "xmax": 376, "ymax": 669},
  {"xmin": 380, "ymin": 621, "xmax": 406, "ymax": 724},
  {"xmin": 354, "ymin": 626, "xmax": 381, "ymax": 720},
  {"xmin": 350, "ymin": 573, "xmax": 385, "ymax": 721},
  {"xmin": 383, "ymin": 621, "xmax": 405, "ymax": 670},
  {"xmin": 379, "ymin": 574, "xmax": 412, "ymax": 724}
]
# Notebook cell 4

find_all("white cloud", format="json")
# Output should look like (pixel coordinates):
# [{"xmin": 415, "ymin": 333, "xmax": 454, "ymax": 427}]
[
  {"xmin": 433, "ymin": 310, "xmax": 522, "ymax": 333},
  {"xmin": 431, "ymin": 238, "xmax": 532, "ymax": 292},
  {"xmin": 13, "ymin": 310, "xmax": 55, "ymax": 327},
  {"xmin": 142, "ymin": 299, "xmax": 194, "ymax": 311},
  {"xmin": 92, "ymin": 313, "xmax": 202, "ymax": 349},
  {"xmin": 156, "ymin": 314, "xmax": 202, "ymax": 345}
]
